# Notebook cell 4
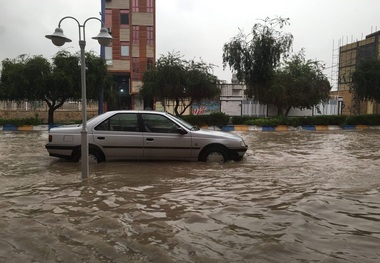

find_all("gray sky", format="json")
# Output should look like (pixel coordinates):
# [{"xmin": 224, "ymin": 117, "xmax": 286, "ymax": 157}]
[{"xmin": 1, "ymin": 0, "xmax": 380, "ymax": 85}]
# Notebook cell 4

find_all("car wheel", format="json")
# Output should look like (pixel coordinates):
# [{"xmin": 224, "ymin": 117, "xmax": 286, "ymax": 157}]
[
  {"xmin": 200, "ymin": 146, "xmax": 228, "ymax": 163},
  {"xmin": 89, "ymin": 149, "xmax": 104, "ymax": 163},
  {"xmin": 72, "ymin": 148, "xmax": 104, "ymax": 163}
]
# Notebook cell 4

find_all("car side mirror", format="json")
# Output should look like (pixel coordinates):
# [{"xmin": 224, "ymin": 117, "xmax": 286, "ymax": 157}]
[{"xmin": 177, "ymin": 127, "xmax": 188, "ymax": 135}]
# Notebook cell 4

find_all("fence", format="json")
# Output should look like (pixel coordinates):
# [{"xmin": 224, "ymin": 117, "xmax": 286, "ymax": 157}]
[
  {"xmin": 241, "ymin": 100, "xmax": 267, "ymax": 117},
  {"xmin": 0, "ymin": 100, "xmax": 98, "ymax": 111},
  {"xmin": 0, "ymin": 100, "xmax": 99, "ymax": 123},
  {"xmin": 313, "ymin": 99, "xmax": 342, "ymax": 115}
]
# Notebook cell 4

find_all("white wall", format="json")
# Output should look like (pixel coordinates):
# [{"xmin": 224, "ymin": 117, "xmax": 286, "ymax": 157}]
[{"xmin": 221, "ymin": 100, "xmax": 241, "ymax": 116}]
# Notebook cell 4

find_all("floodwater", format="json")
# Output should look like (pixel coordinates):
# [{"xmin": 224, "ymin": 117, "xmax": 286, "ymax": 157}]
[{"xmin": 0, "ymin": 130, "xmax": 380, "ymax": 263}]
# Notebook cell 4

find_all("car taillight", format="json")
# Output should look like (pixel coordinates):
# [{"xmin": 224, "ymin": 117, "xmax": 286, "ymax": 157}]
[{"xmin": 48, "ymin": 135, "xmax": 52, "ymax": 142}]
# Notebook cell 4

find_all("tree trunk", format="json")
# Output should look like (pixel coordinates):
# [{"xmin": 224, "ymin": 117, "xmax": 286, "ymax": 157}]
[
  {"xmin": 174, "ymin": 97, "xmax": 180, "ymax": 116},
  {"xmin": 285, "ymin": 106, "xmax": 292, "ymax": 116},
  {"xmin": 48, "ymin": 106, "xmax": 55, "ymax": 125},
  {"xmin": 277, "ymin": 106, "xmax": 284, "ymax": 116},
  {"xmin": 44, "ymin": 99, "xmax": 66, "ymax": 125}
]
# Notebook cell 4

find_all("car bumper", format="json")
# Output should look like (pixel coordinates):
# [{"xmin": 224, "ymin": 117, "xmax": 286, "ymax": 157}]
[
  {"xmin": 45, "ymin": 144, "xmax": 76, "ymax": 159},
  {"xmin": 229, "ymin": 146, "xmax": 248, "ymax": 158}
]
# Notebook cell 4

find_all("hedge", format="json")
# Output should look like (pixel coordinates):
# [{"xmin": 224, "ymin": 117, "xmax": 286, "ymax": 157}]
[
  {"xmin": 183, "ymin": 114, "xmax": 380, "ymax": 127},
  {"xmin": 2, "ymin": 113, "xmax": 380, "ymax": 128}
]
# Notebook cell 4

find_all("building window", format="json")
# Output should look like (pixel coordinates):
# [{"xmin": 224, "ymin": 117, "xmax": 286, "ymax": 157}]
[
  {"xmin": 121, "ymin": 42, "xmax": 130, "ymax": 57},
  {"xmin": 147, "ymin": 0, "xmax": 154, "ymax": 13},
  {"xmin": 132, "ymin": 58, "xmax": 140, "ymax": 80},
  {"xmin": 120, "ymin": 10, "xmax": 129, "ymax": 27},
  {"xmin": 147, "ymin": 26, "xmax": 154, "ymax": 45},
  {"xmin": 105, "ymin": 46, "xmax": 113, "ymax": 65},
  {"xmin": 132, "ymin": 26, "xmax": 139, "ymax": 45},
  {"xmin": 132, "ymin": 0, "xmax": 139, "ymax": 12}
]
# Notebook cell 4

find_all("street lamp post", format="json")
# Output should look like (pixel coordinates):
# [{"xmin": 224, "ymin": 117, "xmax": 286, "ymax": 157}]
[{"xmin": 46, "ymin": 16, "xmax": 112, "ymax": 179}]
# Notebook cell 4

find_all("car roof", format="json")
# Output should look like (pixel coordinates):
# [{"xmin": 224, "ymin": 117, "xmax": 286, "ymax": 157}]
[
  {"xmin": 95, "ymin": 110, "xmax": 170, "ymax": 119},
  {"xmin": 103, "ymin": 110, "xmax": 168, "ymax": 115},
  {"xmin": 87, "ymin": 110, "xmax": 171, "ymax": 126}
]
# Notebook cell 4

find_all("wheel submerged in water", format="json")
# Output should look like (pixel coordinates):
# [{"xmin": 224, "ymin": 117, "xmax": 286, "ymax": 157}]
[
  {"xmin": 72, "ymin": 148, "xmax": 105, "ymax": 163},
  {"xmin": 200, "ymin": 146, "xmax": 228, "ymax": 163}
]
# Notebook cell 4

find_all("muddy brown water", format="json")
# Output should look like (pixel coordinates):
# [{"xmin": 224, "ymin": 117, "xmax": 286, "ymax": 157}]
[{"xmin": 0, "ymin": 130, "xmax": 379, "ymax": 262}]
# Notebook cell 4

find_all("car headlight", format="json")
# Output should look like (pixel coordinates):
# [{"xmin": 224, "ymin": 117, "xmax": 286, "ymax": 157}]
[{"xmin": 240, "ymin": 140, "xmax": 247, "ymax": 147}]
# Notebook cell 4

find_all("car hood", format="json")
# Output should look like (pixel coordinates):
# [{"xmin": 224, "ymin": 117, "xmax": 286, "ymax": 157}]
[{"xmin": 192, "ymin": 128, "xmax": 243, "ymax": 140}]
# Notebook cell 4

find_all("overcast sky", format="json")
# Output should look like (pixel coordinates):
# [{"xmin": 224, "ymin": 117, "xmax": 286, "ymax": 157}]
[{"xmin": 2, "ymin": 0, "xmax": 380, "ymax": 85}]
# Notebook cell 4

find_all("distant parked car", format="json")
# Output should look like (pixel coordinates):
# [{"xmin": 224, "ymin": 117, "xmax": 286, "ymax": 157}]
[{"xmin": 45, "ymin": 110, "xmax": 248, "ymax": 163}]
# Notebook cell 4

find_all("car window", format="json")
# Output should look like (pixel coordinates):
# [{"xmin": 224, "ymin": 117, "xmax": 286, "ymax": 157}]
[
  {"xmin": 166, "ymin": 112, "xmax": 194, "ymax": 130},
  {"xmin": 141, "ymin": 114, "xmax": 178, "ymax": 133},
  {"xmin": 95, "ymin": 113, "xmax": 139, "ymax": 132}
]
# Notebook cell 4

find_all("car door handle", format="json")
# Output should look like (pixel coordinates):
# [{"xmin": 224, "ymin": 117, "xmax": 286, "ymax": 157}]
[
  {"xmin": 97, "ymin": 137, "xmax": 105, "ymax": 140},
  {"xmin": 146, "ymin": 138, "xmax": 154, "ymax": 141}
]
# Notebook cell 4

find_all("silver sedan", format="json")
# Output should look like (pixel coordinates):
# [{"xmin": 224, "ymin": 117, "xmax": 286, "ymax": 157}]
[{"xmin": 45, "ymin": 110, "xmax": 248, "ymax": 163}]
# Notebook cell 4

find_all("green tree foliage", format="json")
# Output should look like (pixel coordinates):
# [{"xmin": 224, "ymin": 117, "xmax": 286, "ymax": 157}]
[
  {"xmin": 223, "ymin": 17, "xmax": 293, "ymax": 100},
  {"xmin": 0, "ymin": 54, "xmax": 51, "ymax": 100},
  {"xmin": 271, "ymin": 51, "xmax": 331, "ymax": 115},
  {"xmin": 140, "ymin": 52, "xmax": 220, "ymax": 116},
  {"xmin": 0, "ymin": 51, "xmax": 111, "ymax": 124},
  {"xmin": 352, "ymin": 59, "xmax": 380, "ymax": 103},
  {"xmin": 85, "ymin": 51, "xmax": 114, "ymax": 100}
]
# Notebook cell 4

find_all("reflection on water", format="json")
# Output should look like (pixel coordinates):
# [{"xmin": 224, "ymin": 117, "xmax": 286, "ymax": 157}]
[{"xmin": 0, "ymin": 130, "xmax": 380, "ymax": 262}]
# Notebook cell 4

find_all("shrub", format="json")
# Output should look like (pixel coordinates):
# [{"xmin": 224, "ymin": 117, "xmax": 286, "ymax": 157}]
[
  {"xmin": 245, "ymin": 117, "xmax": 282, "ymax": 126},
  {"xmin": 310, "ymin": 115, "xmax": 346, "ymax": 125},
  {"xmin": 0, "ymin": 115, "xmax": 43, "ymax": 126},
  {"xmin": 282, "ymin": 117, "xmax": 301, "ymax": 127},
  {"xmin": 181, "ymin": 114, "xmax": 208, "ymax": 127},
  {"xmin": 231, "ymin": 116, "xmax": 252, "ymax": 125},
  {"xmin": 345, "ymin": 114, "xmax": 380, "ymax": 125},
  {"xmin": 207, "ymin": 112, "xmax": 230, "ymax": 127},
  {"xmin": 181, "ymin": 112, "xmax": 230, "ymax": 128}
]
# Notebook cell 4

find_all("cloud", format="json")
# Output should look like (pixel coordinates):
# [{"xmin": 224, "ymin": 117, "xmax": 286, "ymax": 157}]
[{"xmin": 1, "ymin": 0, "xmax": 380, "ymax": 83}]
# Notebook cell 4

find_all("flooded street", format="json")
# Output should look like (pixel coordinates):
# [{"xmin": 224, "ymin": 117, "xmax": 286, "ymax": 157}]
[{"xmin": 1, "ymin": 130, "xmax": 380, "ymax": 262}]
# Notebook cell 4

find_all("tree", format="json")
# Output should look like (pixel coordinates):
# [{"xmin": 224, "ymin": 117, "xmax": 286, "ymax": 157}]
[
  {"xmin": 45, "ymin": 51, "xmax": 81, "ymax": 124},
  {"xmin": 222, "ymin": 17, "xmax": 293, "ymax": 101},
  {"xmin": 271, "ymin": 51, "xmax": 331, "ymax": 115},
  {"xmin": 0, "ymin": 51, "xmax": 111, "ymax": 124},
  {"xmin": 140, "ymin": 52, "xmax": 220, "ymax": 116},
  {"xmin": 0, "ymin": 54, "xmax": 51, "ymax": 101},
  {"xmin": 352, "ymin": 59, "xmax": 380, "ymax": 103},
  {"xmin": 85, "ymin": 51, "xmax": 115, "ymax": 113}
]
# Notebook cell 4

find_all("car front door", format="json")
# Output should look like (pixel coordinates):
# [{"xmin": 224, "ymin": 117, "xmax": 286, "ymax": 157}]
[
  {"xmin": 92, "ymin": 113, "xmax": 144, "ymax": 159},
  {"xmin": 140, "ymin": 113, "xmax": 192, "ymax": 160}
]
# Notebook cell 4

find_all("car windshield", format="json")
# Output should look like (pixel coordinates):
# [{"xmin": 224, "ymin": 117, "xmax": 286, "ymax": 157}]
[
  {"xmin": 77, "ymin": 113, "xmax": 108, "ymax": 127},
  {"xmin": 167, "ymin": 112, "xmax": 199, "ymax": 131}
]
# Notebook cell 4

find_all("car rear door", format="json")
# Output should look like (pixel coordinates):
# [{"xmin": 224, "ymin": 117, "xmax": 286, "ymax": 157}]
[
  {"xmin": 140, "ymin": 113, "xmax": 192, "ymax": 160},
  {"xmin": 92, "ymin": 113, "xmax": 144, "ymax": 159}
]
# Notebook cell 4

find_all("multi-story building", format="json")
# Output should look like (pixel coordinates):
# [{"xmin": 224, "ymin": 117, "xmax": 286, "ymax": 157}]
[
  {"xmin": 331, "ymin": 30, "xmax": 380, "ymax": 115},
  {"xmin": 101, "ymin": 0, "xmax": 155, "ymax": 111}
]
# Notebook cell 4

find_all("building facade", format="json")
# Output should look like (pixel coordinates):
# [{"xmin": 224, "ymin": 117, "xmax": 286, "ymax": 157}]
[
  {"xmin": 102, "ymin": 0, "xmax": 155, "ymax": 111},
  {"xmin": 332, "ymin": 30, "xmax": 380, "ymax": 115}
]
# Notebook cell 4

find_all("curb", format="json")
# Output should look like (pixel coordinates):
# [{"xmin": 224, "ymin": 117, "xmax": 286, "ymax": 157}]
[
  {"xmin": 220, "ymin": 125, "xmax": 380, "ymax": 132},
  {"xmin": 0, "ymin": 125, "xmax": 50, "ymax": 131}
]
